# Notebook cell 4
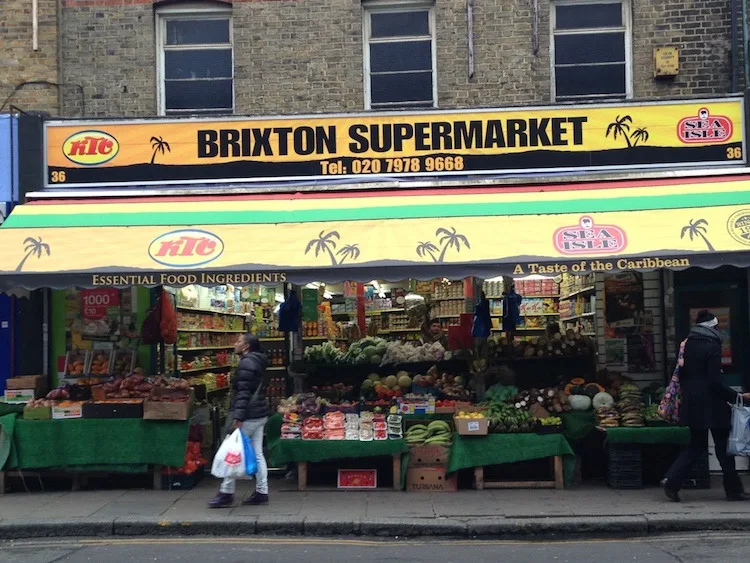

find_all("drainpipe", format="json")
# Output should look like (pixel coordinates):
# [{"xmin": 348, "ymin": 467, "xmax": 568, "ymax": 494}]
[
  {"xmin": 732, "ymin": 0, "xmax": 739, "ymax": 92},
  {"xmin": 743, "ymin": 0, "xmax": 750, "ymax": 87}
]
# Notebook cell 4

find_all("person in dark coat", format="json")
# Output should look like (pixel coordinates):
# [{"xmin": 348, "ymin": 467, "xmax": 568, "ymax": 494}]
[
  {"xmin": 209, "ymin": 334, "xmax": 270, "ymax": 508},
  {"xmin": 662, "ymin": 310, "xmax": 750, "ymax": 502}
]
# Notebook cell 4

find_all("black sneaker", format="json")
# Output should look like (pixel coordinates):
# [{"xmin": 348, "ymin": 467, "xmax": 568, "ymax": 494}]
[
  {"xmin": 208, "ymin": 492, "xmax": 234, "ymax": 509},
  {"xmin": 727, "ymin": 493, "xmax": 750, "ymax": 501},
  {"xmin": 243, "ymin": 492, "xmax": 269, "ymax": 505},
  {"xmin": 661, "ymin": 479, "xmax": 680, "ymax": 502}
]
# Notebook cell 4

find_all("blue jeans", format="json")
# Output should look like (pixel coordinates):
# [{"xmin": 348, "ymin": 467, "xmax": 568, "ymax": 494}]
[{"xmin": 220, "ymin": 417, "xmax": 268, "ymax": 495}]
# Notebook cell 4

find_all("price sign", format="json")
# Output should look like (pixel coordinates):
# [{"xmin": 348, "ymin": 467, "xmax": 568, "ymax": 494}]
[{"xmin": 81, "ymin": 288, "xmax": 120, "ymax": 321}]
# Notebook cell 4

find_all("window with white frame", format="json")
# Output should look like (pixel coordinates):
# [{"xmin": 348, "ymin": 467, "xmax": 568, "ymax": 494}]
[
  {"xmin": 156, "ymin": 4, "xmax": 234, "ymax": 116},
  {"xmin": 551, "ymin": 0, "xmax": 631, "ymax": 101},
  {"xmin": 363, "ymin": 3, "xmax": 437, "ymax": 110}
]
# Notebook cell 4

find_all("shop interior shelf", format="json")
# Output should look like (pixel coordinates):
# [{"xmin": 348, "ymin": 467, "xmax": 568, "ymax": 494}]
[
  {"xmin": 259, "ymin": 337, "xmax": 285, "ymax": 342},
  {"xmin": 176, "ymin": 305, "xmax": 248, "ymax": 317},
  {"xmin": 178, "ymin": 345, "xmax": 233, "ymax": 352},
  {"xmin": 486, "ymin": 295, "xmax": 560, "ymax": 299},
  {"xmin": 434, "ymin": 314, "xmax": 462, "ymax": 319},
  {"xmin": 267, "ymin": 366, "xmax": 287, "ymax": 371},
  {"xmin": 560, "ymin": 312, "xmax": 596, "ymax": 322},
  {"xmin": 432, "ymin": 296, "xmax": 466, "ymax": 301},
  {"xmin": 559, "ymin": 286, "xmax": 596, "ymax": 300},
  {"xmin": 180, "ymin": 364, "xmax": 232, "ymax": 374},
  {"xmin": 491, "ymin": 313, "xmax": 560, "ymax": 317},
  {"xmin": 365, "ymin": 309, "xmax": 405, "ymax": 314},
  {"xmin": 177, "ymin": 328, "xmax": 245, "ymax": 333}
]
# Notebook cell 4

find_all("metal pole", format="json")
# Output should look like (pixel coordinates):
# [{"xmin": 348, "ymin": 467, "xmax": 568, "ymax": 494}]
[
  {"xmin": 743, "ymin": 0, "xmax": 750, "ymax": 87},
  {"xmin": 732, "ymin": 0, "xmax": 739, "ymax": 91},
  {"xmin": 32, "ymin": 0, "xmax": 39, "ymax": 51},
  {"xmin": 467, "ymin": 0, "xmax": 475, "ymax": 79}
]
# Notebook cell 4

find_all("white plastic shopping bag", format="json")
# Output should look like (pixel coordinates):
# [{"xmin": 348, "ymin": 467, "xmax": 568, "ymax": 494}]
[
  {"xmin": 211, "ymin": 428, "xmax": 247, "ymax": 479},
  {"xmin": 728, "ymin": 396, "xmax": 750, "ymax": 457}
]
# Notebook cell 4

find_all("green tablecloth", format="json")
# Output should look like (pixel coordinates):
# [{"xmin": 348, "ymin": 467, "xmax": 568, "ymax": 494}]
[
  {"xmin": 446, "ymin": 432, "xmax": 576, "ymax": 486},
  {"xmin": 601, "ymin": 426, "xmax": 690, "ymax": 444},
  {"xmin": 561, "ymin": 410, "xmax": 596, "ymax": 442},
  {"xmin": 0, "ymin": 403, "xmax": 24, "ymax": 417},
  {"xmin": 3, "ymin": 418, "xmax": 190, "ymax": 470},
  {"xmin": 0, "ymin": 413, "xmax": 16, "ymax": 470},
  {"xmin": 267, "ymin": 414, "xmax": 408, "ymax": 466}
]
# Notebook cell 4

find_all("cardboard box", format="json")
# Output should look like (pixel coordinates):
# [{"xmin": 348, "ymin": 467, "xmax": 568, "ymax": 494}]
[
  {"xmin": 83, "ymin": 400, "xmax": 144, "ymax": 419},
  {"xmin": 409, "ymin": 444, "xmax": 451, "ymax": 467},
  {"xmin": 454, "ymin": 407, "xmax": 488, "ymax": 436},
  {"xmin": 6, "ymin": 375, "xmax": 45, "ymax": 390},
  {"xmin": 3, "ymin": 389, "xmax": 36, "ymax": 404},
  {"xmin": 143, "ymin": 388, "xmax": 194, "ymax": 421},
  {"xmin": 406, "ymin": 466, "xmax": 458, "ymax": 492},
  {"xmin": 52, "ymin": 402, "xmax": 85, "ymax": 419},
  {"xmin": 435, "ymin": 405, "xmax": 455, "ymax": 414},
  {"xmin": 23, "ymin": 406, "xmax": 52, "ymax": 420}
]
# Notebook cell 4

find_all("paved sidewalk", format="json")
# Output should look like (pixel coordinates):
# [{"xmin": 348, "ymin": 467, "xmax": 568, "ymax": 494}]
[{"xmin": 0, "ymin": 475, "xmax": 749, "ymax": 539}]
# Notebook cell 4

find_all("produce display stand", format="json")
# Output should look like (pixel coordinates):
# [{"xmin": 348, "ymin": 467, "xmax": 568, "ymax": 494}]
[
  {"xmin": 266, "ymin": 414, "xmax": 408, "ymax": 491},
  {"xmin": 0, "ymin": 416, "xmax": 190, "ymax": 493},
  {"xmin": 597, "ymin": 426, "xmax": 690, "ymax": 444},
  {"xmin": 446, "ymin": 432, "xmax": 575, "ymax": 490},
  {"xmin": 597, "ymin": 426, "xmax": 692, "ymax": 489}
]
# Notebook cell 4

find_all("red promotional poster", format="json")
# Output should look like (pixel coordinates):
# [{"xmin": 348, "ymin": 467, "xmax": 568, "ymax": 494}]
[{"xmin": 81, "ymin": 288, "xmax": 120, "ymax": 320}]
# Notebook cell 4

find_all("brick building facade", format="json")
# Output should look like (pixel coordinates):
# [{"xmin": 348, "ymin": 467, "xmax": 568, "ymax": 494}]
[
  {"xmin": 0, "ymin": 0, "xmax": 59, "ymax": 115},
  {"xmin": 4, "ymin": 0, "xmax": 746, "ymax": 118}
]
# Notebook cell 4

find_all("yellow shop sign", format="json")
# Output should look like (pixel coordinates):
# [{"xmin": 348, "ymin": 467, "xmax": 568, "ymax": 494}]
[{"xmin": 44, "ymin": 97, "xmax": 745, "ymax": 188}]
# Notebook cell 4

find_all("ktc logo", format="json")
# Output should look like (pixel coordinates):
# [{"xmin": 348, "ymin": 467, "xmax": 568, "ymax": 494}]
[
  {"xmin": 63, "ymin": 130, "xmax": 120, "ymax": 165},
  {"xmin": 677, "ymin": 108, "xmax": 733, "ymax": 144},
  {"xmin": 553, "ymin": 216, "xmax": 627, "ymax": 255},
  {"xmin": 148, "ymin": 229, "xmax": 224, "ymax": 267}
]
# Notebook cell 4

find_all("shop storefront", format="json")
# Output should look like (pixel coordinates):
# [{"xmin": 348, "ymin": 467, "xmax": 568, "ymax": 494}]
[{"xmin": 1, "ymin": 96, "xmax": 749, "ymax": 492}]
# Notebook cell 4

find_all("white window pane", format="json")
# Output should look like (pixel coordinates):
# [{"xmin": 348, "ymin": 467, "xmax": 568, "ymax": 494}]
[
  {"xmin": 555, "ymin": 32, "xmax": 625, "ymax": 65},
  {"xmin": 165, "ymin": 79, "xmax": 233, "ymax": 111},
  {"xmin": 165, "ymin": 49, "xmax": 233, "ymax": 80},
  {"xmin": 556, "ymin": 3, "xmax": 622, "ymax": 29},
  {"xmin": 166, "ymin": 19, "xmax": 230, "ymax": 45},
  {"xmin": 370, "ymin": 41, "xmax": 432, "ymax": 73},
  {"xmin": 371, "ymin": 11, "xmax": 430, "ymax": 38},
  {"xmin": 371, "ymin": 71, "xmax": 433, "ymax": 105},
  {"xmin": 556, "ymin": 64, "xmax": 626, "ymax": 97}
]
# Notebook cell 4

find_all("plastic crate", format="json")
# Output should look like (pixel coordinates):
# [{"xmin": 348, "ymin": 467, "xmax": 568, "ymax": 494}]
[
  {"xmin": 161, "ymin": 468, "xmax": 205, "ymax": 490},
  {"xmin": 607, "ymin": 444, "xmax": 642, "ymax": 462},
  {"xmin": 607, "ymin": 474, "xmax": 643, "ymax": 489}
]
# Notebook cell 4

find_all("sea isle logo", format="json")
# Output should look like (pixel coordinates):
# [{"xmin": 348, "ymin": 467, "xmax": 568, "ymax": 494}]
[
  {"xmin": 148, "ymin": 229, "xmax": 224, "ymax": 268},
  {"xmin": 726, "ymin": 210, "xmax": 750, "ymax": 246},
  {"xmin": 553, "ymin": 216, "xmax": 627, "ymax": 255},
  {"xmin": 677, "ymin": 108, "xmax": 733, "ymax": 144},
  {"xmin": 62, "ymin": 130, "xmax": 119, "ymax": 165}
]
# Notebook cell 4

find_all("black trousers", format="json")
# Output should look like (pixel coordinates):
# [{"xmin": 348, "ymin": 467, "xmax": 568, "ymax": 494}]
[{"xmin": 665, "ymin": 428, "xmax": 744, "ymax": 496}]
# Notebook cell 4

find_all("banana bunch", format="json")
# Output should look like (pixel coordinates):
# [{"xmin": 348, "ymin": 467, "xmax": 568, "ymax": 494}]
[{"xmin": 405, "ymin": 420, "xmax": 452, "ymax": 446}]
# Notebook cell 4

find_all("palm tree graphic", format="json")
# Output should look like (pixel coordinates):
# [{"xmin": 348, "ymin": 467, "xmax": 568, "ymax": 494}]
[
  {"xmin": 630, "ymin": 127, "xmax": 649, "ymax": 147},
  {"xmin": 681, "ymin": 219, "xmax": 714, "ymax": 251},
  {"xmin": 416, "ymin": 241, "xmax": 440, "ymax": 263},
  {"xmin": 606, "ymin": 116, "xmax": 651, "ymax": 149},
  {"xmin": 606, "ymin": 115, "xmax": 633, "ymax": 147},
  {"xmin": 337, "ymin": 244, "xmax": 361, "ymax": 264},
  {"xmin": 16, "ymin": 236, "xmax": 51, "ymax": 272},
  {"xmin": 305, "ymin": 230, "xmax": 341, "ymax": 266},
  {"xmin": 150, "ymin": 136, "xmax": 171, "ymax": 164},
  {"xmin": 416, "ymin": 228, "xmax": 471, "ymax": 263}
]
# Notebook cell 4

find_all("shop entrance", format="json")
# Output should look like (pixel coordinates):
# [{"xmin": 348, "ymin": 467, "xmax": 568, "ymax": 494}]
[{"xmin": 673, "ymin": 266, "xmax": 749, "ymax": 390}]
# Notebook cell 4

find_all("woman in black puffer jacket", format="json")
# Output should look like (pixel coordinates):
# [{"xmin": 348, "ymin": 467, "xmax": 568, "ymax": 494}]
[{"xmin": 209, "ymin": 334, "xmax": 270, "ymax": 509}]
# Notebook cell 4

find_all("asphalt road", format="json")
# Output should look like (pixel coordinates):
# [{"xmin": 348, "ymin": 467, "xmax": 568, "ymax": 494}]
[{"xmin": 1, "ymin": 534, "xmax": 749, "ymax": 563}]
